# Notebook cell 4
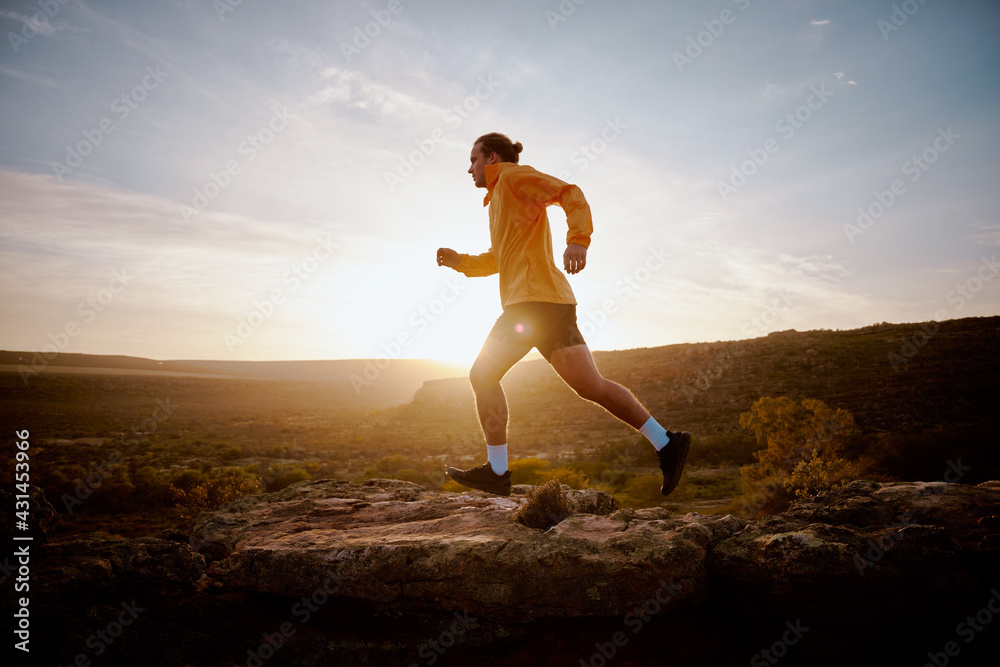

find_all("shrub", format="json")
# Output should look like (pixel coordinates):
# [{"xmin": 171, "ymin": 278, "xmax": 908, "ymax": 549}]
[
  {"xmin": 784, "ymin": 449, "xmax": 861, "ymax": 499},
  {"xmin": 170, "ymin": 469, "xmax": 208, "ymax": 491},
  {"xmin": 513, "ymin": 479, "xmax": 572, "ymax": 530},
  {"xmin": 220, "ymin": 446, "xmax": 243, "ymax": 461},
  {"xmin": 170, "ymin": 468, "xmax": 261, "ymax": 520},
  {"xmin": 740, "ymin": 396, "xmax": 856, "ymax": 469},
  {"xmin": 262, "ymin": 464, "xmax": 311, "ymax": 492},
  {"xmin": 130, "ymin": 465, "xmax": 174, "ymax": 507},
  {"xmin": 370, "ymin": 454, "xmax": 410, "ymax": 476},
  {"xmin": 737, "ymin": 396, "xmax": 857, "ymax": 516}
]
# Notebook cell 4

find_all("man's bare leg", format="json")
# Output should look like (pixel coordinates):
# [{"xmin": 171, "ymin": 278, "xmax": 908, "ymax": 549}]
[
  {"xmin": 468, "ymin": 337, "xmax": 532, "ymax": 445},
  {"xmin": 548, "ymin": 343, "xmax": 691, "ymax": 496},
  {"xmin": 547, "ymin": 344, "xmax": 650, "ymax": 429},
  {"xmin": 444, "ymin": 337, "xmax": 530, "ymax": 496}
]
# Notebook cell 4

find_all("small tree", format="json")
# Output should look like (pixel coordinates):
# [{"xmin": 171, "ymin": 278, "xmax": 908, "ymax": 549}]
[{"xmin": 737, "ymin": 397, "xmax": 857, "ymax": 516}]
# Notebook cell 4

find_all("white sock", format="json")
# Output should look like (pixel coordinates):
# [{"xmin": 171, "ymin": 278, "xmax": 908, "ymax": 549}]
[
  {"xmin": 639, "ymin": 417, "xmax": 671, "ymax": 451},
  {"xmin": 487, "ymin": 444, "xmax": 508, "ymax": 474}
]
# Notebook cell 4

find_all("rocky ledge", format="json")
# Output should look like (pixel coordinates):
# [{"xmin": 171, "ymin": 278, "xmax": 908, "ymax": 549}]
[
  {"xmin": 11, "ymin": 478, "xmax": 1000, "ymax": 666},
  {"xmin": 194, "ymin": 479, "xmax": 742, "ymax": 622}
]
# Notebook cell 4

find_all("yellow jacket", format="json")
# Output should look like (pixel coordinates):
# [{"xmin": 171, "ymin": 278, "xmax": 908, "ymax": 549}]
[{"xmin": 455, "ymin": 162, "xmax": 593, "ymax": 307}]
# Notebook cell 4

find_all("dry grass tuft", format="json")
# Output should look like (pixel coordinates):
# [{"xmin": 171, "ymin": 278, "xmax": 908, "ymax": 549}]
[{"xmin": 513, "ymin": 479, "xmax": 573, "ymax": 530}]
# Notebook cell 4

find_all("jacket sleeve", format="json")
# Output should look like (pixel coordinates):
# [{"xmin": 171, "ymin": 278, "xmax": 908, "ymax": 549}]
[
  {"xmin": 455, "ymin": 248, "xmax": 499, "ymax": 277},
  {"xmin": 512, "ymin": 168, "xmax": 594, "ymax": 249}
]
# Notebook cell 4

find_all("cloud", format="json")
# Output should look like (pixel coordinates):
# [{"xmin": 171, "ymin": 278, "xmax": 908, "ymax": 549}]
[
  {"xmin": 970, "ymin": 221, "xmax": 1000, "ymax": 246},
  {"xmin": 0, "ymin": 169, "xmax": 352, "ymax": 358},
  {"xmin": 798, "ymin": 18, "xmax": 835, "ymax": 51},
  {"xmin": 265, "ymin": 38, "xmax": 449, "ymax": 122},
  {"xmin": 0, "ymin": 170, "xmax": 337, "ymax": 304},
  {"xmin": 0, "ymin": 65, "xmax": 59, "ymax": 88},
  {"xmin": 312, "ymin": 66, "xmax": 444, "ymax": 118},
  {"xmin": 834, "ymin": 71, "xmax": 858, "ymax": 86},
  {"xmin": 0, "ymin": 8, "xmax": 89, "ymax": 38}
]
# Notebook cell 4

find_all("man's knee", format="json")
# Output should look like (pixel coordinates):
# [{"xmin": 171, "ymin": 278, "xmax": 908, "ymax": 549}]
[{"xmin": 469, "ymin": 363, "xmax": 501, "ymax": 393}]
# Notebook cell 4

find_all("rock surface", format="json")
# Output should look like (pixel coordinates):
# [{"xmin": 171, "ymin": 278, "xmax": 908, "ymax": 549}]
[
  {"xmin": 712, "ymin": 479, "xmax": 1000, "ymax": 628},
  {"xmin": 21, "ymin": 478, "xmax": 1000, "ymax": 666},
  {"xmin": 195, "ymin": 478, "xmax": 745, "ymax": 621}
]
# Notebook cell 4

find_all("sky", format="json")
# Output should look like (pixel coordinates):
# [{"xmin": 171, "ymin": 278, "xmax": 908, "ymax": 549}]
[{"xmin": 1, "ymin": 0, "xmax": 998, "ymax": 367}]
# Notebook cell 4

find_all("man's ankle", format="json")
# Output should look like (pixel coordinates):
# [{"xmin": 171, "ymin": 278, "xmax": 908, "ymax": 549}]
[{"xmin": 487, "ymin": 443, "xmax": 508, "ymax": 474}]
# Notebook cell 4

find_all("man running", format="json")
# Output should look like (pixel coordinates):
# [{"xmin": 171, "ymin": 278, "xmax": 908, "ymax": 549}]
[{"xmin": 437, "ymin": 132, "xmax": 690, "ymax": 497}]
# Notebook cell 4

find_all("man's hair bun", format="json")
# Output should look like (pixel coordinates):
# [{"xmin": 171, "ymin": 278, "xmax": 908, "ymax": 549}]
[{"xmin": 475, "ymin": 133, "xmax": 523, "ymax": 163}]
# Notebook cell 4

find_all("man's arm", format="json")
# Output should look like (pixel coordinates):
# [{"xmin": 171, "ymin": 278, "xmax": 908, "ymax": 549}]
[
  {"xmin": 554, "ymin": 183, "xmax": 593, "ymax": 250},
  {"xmin": 437, "ymin": 247, "xmax": 498, "ymax": 277},
  {"xmin": 511, "ymin": 167, "xmax": 594, "ymax": 264}
]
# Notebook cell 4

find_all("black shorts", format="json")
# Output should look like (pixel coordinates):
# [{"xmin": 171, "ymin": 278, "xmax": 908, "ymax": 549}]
[{"xmin": 486, "ymin": 302, "xmax": 587, "ymax": 361}]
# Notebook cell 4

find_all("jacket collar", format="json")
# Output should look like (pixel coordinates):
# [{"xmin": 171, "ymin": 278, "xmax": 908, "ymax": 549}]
[{"xmin": 482, "ymin": 162, "xmax": 514, "ymax": 206}]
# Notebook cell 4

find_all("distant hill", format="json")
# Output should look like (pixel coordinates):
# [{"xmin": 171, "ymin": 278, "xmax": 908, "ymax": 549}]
[
  {"xmin": 0, "ymin": 351, "xmax": 466, "ymax": 409},
  {"xmin": 4, "ymin": 317, "xmax": 996, "ymax": 429},
  {"xmin": 0, "ymin": 351, "xmax": 208, "ymax": 374}
]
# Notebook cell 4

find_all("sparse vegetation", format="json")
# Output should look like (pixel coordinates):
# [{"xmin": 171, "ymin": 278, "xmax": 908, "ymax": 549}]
[
  {"xmin": 513, "ymin": 480, "xmax": 572, "ymax": 530},
  {"xmin": 170, "ymin": 468, "xmax": 261, "ymax": 519},
  {"xmin": 2, "ymin": 316, "xmax": 996, "ymax": 537}
]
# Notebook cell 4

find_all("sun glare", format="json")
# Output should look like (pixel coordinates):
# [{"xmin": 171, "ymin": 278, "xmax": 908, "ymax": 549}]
[{"xmin": 413, "ymin": 321, "xmax": 485, "ymax": 369}]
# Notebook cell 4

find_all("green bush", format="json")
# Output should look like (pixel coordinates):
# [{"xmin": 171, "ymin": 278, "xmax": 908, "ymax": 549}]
[
  {"xmin": 784, "ymin": 449, "xmax": 860, "ymax": 499},
  {"xmin": 262, "ymin": 463, "xmax": 312, "ymax": 492},
  {"xmin": 170, "ymin": 468, "xmax": 261, "ymax": 520}
]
